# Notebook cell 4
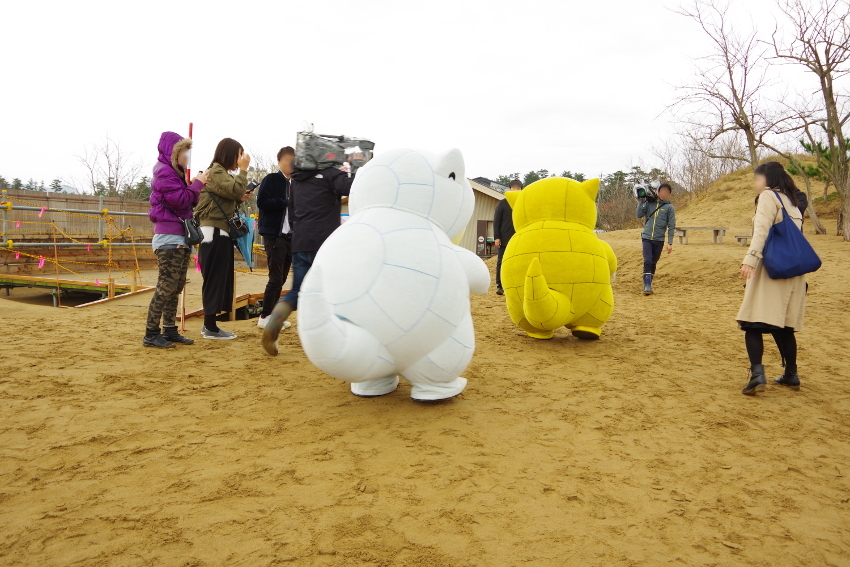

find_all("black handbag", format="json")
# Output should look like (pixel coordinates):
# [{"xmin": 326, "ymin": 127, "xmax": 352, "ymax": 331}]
[
  {"xmin": 156, "ymin": 198, "xmax": 204, "ymax": 246},
  {"xmin": 208, "ymin": 191, "xmax": 249, "ymax": 240}
]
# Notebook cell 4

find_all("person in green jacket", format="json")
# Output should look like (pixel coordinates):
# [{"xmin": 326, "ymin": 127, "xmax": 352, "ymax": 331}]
[
  {"xmin": 635, "ymin": 183, "xmax": 675, "ymax": 295},
  {"xmin": 194, "ymin": 138, "xmax": 251, "ymax": 339}
]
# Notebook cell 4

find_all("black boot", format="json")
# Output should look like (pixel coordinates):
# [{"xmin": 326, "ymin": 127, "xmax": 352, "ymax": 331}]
[
  {"xmin": 143, "ymin": 329, "xmax": 175, "ymax": 349},
  {"xmin": 774, "ymin": 365, "xmax": 801, "ymax": 390},
  {"xmin": 163, "ymin": 325, "xmax": 194, "ymax": 345},
  {"xmin": 742, "ymin": 364, "xmax": 767, "ymax": 395}
]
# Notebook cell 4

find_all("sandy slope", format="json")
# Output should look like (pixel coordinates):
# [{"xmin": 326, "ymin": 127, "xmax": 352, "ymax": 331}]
[{"xmin": 0, "ymin": 199, "xmax": 848, "ymax": 565}]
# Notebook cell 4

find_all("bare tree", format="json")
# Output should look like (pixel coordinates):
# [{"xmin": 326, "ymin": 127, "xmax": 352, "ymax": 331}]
[
  {"xmin": 671, "ymin": 0, "xmax": 787, "ymax": 167},
  {"xmin": 71, "ymin": 136, "xmax": 144, "ymax": 197},
  {"xmin": 771, "ymin": 0, "xmax": 850, "ymax": 238}
]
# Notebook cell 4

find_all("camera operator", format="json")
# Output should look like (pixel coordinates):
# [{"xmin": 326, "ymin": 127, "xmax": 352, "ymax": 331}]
[
  {"xmin": 261, "ymin": 157, "xmax": 357, "ymax": 355},
  {"xmin": 636, "ymin": 183, "xmax": 676, "ymax": 295}
]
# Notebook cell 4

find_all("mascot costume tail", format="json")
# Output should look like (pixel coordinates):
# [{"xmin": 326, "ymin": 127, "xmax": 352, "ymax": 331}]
[
  {"xmin": 296, "ymin": 148, "xmax": 490, "ymax": 401},
  {"xmin": 501, "ymin": 177, "xmax": 617, "ymax": 340}
]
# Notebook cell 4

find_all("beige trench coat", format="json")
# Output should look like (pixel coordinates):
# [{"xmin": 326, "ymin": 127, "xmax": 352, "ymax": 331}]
[{"xmin": 736, "ymin": 190, "xmax": 807, "ymax": 331}]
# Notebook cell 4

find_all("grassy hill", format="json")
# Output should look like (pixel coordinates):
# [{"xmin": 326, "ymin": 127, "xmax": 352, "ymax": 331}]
[{"xmin": 673, "ymin": 161, "xmax": 841, "ymax": 236}]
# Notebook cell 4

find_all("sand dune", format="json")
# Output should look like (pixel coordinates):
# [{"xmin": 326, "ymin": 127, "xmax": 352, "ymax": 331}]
[{"xmin": 1, "ymin": 183, "xmax": 849, "ymax": 565}]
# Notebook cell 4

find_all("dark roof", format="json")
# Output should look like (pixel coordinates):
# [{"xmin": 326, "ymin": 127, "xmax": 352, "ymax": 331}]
[{"xmin": 471, "ymin": 177, "xmax": 508, "ymax": 194}]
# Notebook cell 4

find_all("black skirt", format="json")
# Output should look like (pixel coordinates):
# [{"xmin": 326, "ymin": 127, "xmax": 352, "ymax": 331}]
[
  {"xmin": 738, "ymin": 321, "xmax": 795, "ymax": 333},
  {"xmin": 199, "ymin": 228, "xmax": 234, "ymax": 315}
]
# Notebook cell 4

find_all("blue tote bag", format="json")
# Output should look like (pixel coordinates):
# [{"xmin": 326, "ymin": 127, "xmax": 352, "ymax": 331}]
[{"xmin": 762, "ymin": 192, "xmax": 822, "ymax": 279}]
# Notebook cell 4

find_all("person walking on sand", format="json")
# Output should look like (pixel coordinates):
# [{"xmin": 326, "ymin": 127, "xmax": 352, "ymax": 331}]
[
  {"xmin": 261, "ymin": 158, "xmax": 356, "ymax": 355},
  {"xmin": 493, "ymin": 179, "xmax": 522, "ymax": 295},
  {"xmin": 636, "ymin": 183, "xmax": 676, "ymax": 295},
  {"xmin": 193, "ymin": 138, "xmax": 252, "ymax": 340},
  {"xmin": 143, "ymin": 132, "xmax": 208, "ymax": 349},
  {"xmin": 255, "ymin": 146, "xmax": 295, "ymax": 331},
  {"xmin": 738, "ymin": 162, "xmax": 808, "ymax": 395}
]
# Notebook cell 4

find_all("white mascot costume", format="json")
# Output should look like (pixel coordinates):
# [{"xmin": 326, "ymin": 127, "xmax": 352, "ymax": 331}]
[{"xmin": 296, "ymin": 148, "xmax": 490, "ymax": 401}]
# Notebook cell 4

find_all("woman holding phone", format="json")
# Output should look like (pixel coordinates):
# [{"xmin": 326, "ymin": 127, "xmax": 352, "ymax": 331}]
[
  {"xmin": 193, "ymin": 138, "xmax": 251, "ymax": 339},
  {"xmin": 144, "ymin": 131, "xmax": 208, "ymax": 348}
]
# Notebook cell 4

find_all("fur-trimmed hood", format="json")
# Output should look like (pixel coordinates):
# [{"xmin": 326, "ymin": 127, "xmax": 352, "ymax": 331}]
[{"xmin": 156, "ymin": 131, "xmax": 192, "ymax": 178}]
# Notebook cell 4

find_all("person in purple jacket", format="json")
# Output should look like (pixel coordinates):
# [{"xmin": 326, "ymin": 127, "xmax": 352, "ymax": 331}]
[{"xmin": 143, "ymin": 131, "xmax": 208, "ymax": 348}]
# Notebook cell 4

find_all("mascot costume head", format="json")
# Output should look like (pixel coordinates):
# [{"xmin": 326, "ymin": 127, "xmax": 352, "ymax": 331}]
[
  {"xmin": 500, "ymin": 177, "xmax": 618, "ymax": 340},
  {"xmin": 296, "ymin": 148, "xmax": 490, "ymax": 401}
]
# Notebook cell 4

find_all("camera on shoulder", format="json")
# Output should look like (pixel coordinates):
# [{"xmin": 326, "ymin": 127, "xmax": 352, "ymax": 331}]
[{"xmin": 634, "ymin": 179, "xmax": 662, "ymax": 202}]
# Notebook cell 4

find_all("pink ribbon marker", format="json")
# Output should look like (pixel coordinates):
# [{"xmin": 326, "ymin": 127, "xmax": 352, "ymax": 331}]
[
  {"xmin": 95, "ymin": 279, "xmax": 101, "ymax": 286},
  {"xmin": 87, "ymin": 243, "xmax": 91, "ymax": 251},
  {"xmin": 38, "ymin": 256, "xmax": 45, "ymax": 268},
  {"xmin": 195, "ymin": 255, "xmax": 201, "ymax": 272},
  {"xmin": 15, "ymin": 221, "xmax": 20, "ymax": 228},
  {"xmin": 38, "ymin": 206, "xmax": 46, "ymax": 217},
  {"xmin": 15, "ymin": 252, "xmax": 20, "ymax": 259}
]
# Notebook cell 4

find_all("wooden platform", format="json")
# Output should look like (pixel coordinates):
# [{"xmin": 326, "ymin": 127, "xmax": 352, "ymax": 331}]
[
  {"xmin": 0, "ymin": 274, "xmax": 153, "ymax": 307},
  {"xmin": 178, "ymin": 291, "xmax": 289, "ymax": 322}
]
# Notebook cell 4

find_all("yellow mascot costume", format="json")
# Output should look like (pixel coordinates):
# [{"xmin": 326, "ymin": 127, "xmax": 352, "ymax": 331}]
[{"xmin": 501, "ymin": 177, "xmax": 617, "ymax": 340}]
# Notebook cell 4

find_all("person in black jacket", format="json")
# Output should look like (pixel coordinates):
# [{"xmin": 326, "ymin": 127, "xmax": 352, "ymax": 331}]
[
  {"xmin": 256, "ymin": 146, "xmax": 295, "ymax": 328},
  {"xmin": 493, "ymin": 179, "xmax": 522, "ymax": 294},
  {"xmin": 262, "ymin": 164, "xmax": 355, "ymax": 355}
]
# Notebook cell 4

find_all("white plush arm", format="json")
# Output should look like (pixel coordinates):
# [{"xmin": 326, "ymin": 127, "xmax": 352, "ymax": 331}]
[{"xmin": 453, "ymin": 246, "xmax": 490, "ymax": 295}]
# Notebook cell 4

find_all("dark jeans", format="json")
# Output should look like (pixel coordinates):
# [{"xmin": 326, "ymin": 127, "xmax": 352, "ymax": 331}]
[
  {"xmin": 261, "ymin": 234, "xmax": 292, "ymax": 317},
  {"xmin": 642, "ymin": 239, "xmax": 664, "ymax": 275},
  {"xmin": 495, "ymin": 240, "xmax": 510, "ymax": 287},
  {"xmin": 280, "ymin": 251, "xmax": 317, "ymax": 311}
]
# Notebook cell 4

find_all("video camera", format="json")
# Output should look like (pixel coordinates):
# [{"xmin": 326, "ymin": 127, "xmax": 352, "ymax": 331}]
[
  {"xmin": 295, "ymin": 123, "xmax": 375, "ymax": 173},
  {"xmin": 633, "ymin": 179, "xmax": 662, "ymax": 202}
]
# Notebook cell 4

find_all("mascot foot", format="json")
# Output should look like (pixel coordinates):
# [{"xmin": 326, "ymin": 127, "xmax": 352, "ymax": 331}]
[
  {"xmin": 527, "ymin": 330, "xmax": 555, "ymax": 340},
  {"xmin": 571, "ymin": 326, "xmax": 601, "ymax": 340},
  {"xmin": 411, "ymin": 377, "xmax": 468, "ymax": 402},
  {"xmin": 351, "ymin": 376, "xmax": 399, "ymax": 398},
  {"xmin": 261, "ymin": 301, "xmax": 293, "ymax": 356}
]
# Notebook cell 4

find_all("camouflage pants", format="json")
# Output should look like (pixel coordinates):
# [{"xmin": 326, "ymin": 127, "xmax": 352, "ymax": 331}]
[{"xmin": 146, "ymin": 248, "xmax": 190, "ymax": 331}]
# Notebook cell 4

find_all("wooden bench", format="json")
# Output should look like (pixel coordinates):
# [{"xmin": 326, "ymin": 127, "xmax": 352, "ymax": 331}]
[
  {"xmin": 735, "ymin": 235, "xmax": 752, "ymax": 246},
  {"xmin": 675, "ymin": 227, "xmax": 728, "ymax": 245}
]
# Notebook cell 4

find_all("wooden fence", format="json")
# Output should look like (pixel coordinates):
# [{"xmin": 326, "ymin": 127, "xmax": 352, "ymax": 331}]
[{"xmin": 1, "ymin": 189, "xmax": 154, "ymax": 242}]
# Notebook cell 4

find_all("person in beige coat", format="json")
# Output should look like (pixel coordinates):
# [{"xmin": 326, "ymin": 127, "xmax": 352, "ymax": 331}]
[{"xmin": 738, "ymin": 162, "xmax": 807, "ymax": 395}]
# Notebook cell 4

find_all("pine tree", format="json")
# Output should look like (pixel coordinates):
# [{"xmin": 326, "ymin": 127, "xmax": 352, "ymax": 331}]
[
  {"xmin": 0, "ymin": 175, "xmax": 7, "ymax": 189},
  {"xmin": 49, "ymin": 179, "xmax": 63, "ymax": 193},
  {"xmin": 11, "ymin": 178, "xmax": 22, "ymax": 190}
]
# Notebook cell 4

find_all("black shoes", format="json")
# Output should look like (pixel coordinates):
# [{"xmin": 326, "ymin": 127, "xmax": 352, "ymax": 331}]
[
  {"xmin": 742, "ymin": 364, "xmax": 767, "ymax": 395},
  {"xmin": 496, "ymin": 286, "xmax": 504, "ymax": 295},
  {"xmin": 163, "ymin": 325, "xmax": 194, "ymax": 345},
  {"xmin": 143, "ymin": 333, "xmax": 175, "ymax": 349},
  {"xmin": 143, "ymin": 326, "xmax": 193, "ymax": 348},
  {"xmin": 775, "ymin": 366, "xmax": 801, "ymax": 390}
]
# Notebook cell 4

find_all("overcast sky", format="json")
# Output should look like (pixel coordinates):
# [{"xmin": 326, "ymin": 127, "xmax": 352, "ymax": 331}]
[{"xmin": 0, "ymin": 0, "xmax": 818, "ymax": 189}]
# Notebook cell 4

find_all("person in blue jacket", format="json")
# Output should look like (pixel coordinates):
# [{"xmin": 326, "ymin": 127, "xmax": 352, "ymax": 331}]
[{"xmin": 636, "ymin": 183, "xmax": 676, "ymax": 295}]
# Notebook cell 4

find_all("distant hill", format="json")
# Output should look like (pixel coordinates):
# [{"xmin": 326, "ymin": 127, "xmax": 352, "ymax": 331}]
[{"xmin": 675, "ymin": 159, "xmax": 840, "ymax": 235}]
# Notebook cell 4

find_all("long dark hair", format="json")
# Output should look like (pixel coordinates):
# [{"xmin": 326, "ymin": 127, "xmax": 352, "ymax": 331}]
[
  {"xmin": 754, "ymin": 161, "xmax": 799, "ymax": 207},
  {"xmin": 210, "ymin": 138, "xmax": 243, "ymax": 170}
]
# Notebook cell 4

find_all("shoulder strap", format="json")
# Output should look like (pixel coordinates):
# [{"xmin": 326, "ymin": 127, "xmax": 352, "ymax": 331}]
[
  {"xmin": 644, "ymin": 203, "xmax": 667, "ymax": 224},
  {"xmin": 155, "ymin": 196, "xmax": 187, "ymax": 221},
  {"xmin": 207, "ymin": 189, "xmax": 240, "ymax": 217}
]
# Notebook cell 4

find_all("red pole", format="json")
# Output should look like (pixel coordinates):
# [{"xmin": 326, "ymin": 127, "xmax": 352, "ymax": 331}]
[
  {"xmin": 186, "ymin": 122, "xmax": 194, "ymax": 183},
  {"xmin": 180, "ymin": 121, "xmax": 193, "ymax": 332}
]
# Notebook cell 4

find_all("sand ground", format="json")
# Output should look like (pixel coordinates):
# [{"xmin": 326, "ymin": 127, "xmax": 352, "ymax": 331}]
[{"xmin": 1, "ymin": 218, "xmax": 849, "ymax": 566}]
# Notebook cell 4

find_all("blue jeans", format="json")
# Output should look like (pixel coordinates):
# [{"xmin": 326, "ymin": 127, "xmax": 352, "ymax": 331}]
[{"xmin": 280, "ymin": 251, "xmax": 317, "ymax": 310}]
